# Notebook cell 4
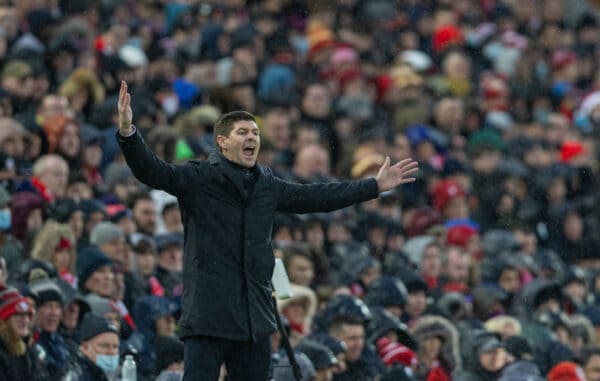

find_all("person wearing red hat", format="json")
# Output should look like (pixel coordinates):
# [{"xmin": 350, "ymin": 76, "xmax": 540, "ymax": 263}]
[
  {"xmin": 446, "ymin": 224, "xmax": 484, "ymax": 261},
  {"xmin": 432, "ymin": 25, "xmax": 464, "ymax": 55},
  {"xmin": 547, "ymin": 361, "xmax": 586, "ymax": 381},
  {"xmin": 560, "ymin": 140, "xmax": 587, "ymax": 164},
  {"xmin": 0, "ymin": 285, "xmax": 49, "ymax": 381},
  {"xmin": 376, "ymin": 337, "xmax": 418, "ymax": 370},
  {"xmin": 430, "ymin": 179, "xmax": 469, "ymax": 222}
]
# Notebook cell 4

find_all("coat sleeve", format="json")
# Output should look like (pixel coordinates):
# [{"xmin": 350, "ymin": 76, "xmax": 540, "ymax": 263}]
[
  {"xmin": 274, "ymin": 176, "xmax": 379, "ymax": 214},
  {"xmin": 116, "ymin": 129, "xmax": 197, "ymax": 197}
]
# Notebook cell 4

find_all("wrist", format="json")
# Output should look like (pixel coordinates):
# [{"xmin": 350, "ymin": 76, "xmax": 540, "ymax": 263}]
[
  {"xmin": 375, "ymin": 176, "xmax": 382, "ymax": 192},
  {"xmin": 119, "ymin": 125, "xmax": 136, "ymax": 137}
]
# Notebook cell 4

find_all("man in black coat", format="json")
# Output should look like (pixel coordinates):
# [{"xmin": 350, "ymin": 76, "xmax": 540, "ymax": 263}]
[{"xmin": 116, "ymin": 81, "xmax": 418, "ymax": 381}]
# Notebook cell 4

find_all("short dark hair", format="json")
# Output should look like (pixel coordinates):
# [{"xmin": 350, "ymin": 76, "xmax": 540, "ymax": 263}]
[
  {"xmin": 282, "ymin": 242, "xmax": 313, "ymax": 269},
  {"xmin": 213, "ymin": 111, "xmax": 256, "ymax": 150},
  {"xmin": 127, "ymin": 191, "xmax": 153, "ymax": 210},
  {"xmin": 328, "ymin": 315, "xmax": 364, "ymax": 337}
]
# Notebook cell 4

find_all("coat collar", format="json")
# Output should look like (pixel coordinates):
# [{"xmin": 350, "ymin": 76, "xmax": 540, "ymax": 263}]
[
  {"xmin": 208, "ymin": 149, "xmax": 264, "ymax": 202},
  {"xmin": 208, "ymin": 149, "xmax": 264, "ymax": 175},
  {"xmin": 208, "ymin": 149, "xmax": 224, "ymax": 165}
]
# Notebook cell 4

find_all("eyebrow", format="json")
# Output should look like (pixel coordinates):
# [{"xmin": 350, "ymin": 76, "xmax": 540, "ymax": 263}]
[{"xmin": 236, "ymin": 127, "xmax": 259, "ymax": 133}]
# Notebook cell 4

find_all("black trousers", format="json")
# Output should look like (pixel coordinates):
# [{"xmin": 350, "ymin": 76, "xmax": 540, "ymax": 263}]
[{"xmin": 183, "ymin": 335, "xmax": 271, "ymax": 381}]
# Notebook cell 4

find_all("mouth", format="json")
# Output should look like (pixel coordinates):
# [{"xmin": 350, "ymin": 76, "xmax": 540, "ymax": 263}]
[{"xmin": 243, "ymin": 146, "xmax": 256, "ymax": 157}]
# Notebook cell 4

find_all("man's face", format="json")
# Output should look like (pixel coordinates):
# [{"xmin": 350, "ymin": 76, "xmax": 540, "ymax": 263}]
[
  {"xmin": 133, "ymin": 199, "xmax": 157, "ymax": 235},
  {"xmin": 0, "ymin": 134, "xmax": 27, "ymax": 158},
  {"xmin": 157, "ymin": 246, "xmax": 183, "ymax": 273},
  {"xmin": 434, "ymin": 97, "xmax": 464, "ymax": 132},
  {"xmin": 38, "ymin": 95, "xmax": 71, "ymax": 120},
  {"xmin": 100, "ymin": 237, "xmax": 127, "ymax": 265},
  {"xmin": 62, "ymin": 302, "xmax": 80, "ymax": 331},
  {"xmin": 218, "ymin": 120, "xmax": 260, "ymax": 168},
  {"xmin": 479, "ymin": 348, "xmax": 507, "ymax": 372},
  {"xmin": 136, "ymin": 252, "xmax": 156, "ymax": 277},
  {"xmin": 57, "ymin": 121, "xmax": 80, "ymax": 158},
  {"xmin": 498, "ymin": 268, "xmax": 521, "ymax": 293},
  {"xmin": 302, "ymin": 84, "xmax": 331, "ymax": 119},
  {"xmin": 67, "ymin": 181, "xmax": 93, "ymax": 201},
  {"xmin": 84, "ymin": 265, "xmax": 115, "ymax": 298},
  {"xmin": 155, "ymin": 314, "xmax": 176, "ymax": 337},
  {"xmin": 564, "ymin": 281, "xmax": 587, "ymax": 304},
  {"xmin": 294, "ymin": 145, "xmax": 330, "ymax": 178},
  {"xmin": 442, "ymin": 196, "xmax": 469, "ymax": 220},
  {"xmin": 337, "ymin": 324, "xmax": 365, "ymax": 362},
  {"xmin": 163, "ymin": 206, "xmax": 182, "ymax": 232},
  {"xmin": 81, "ymin": 332, "xmax": 119, "ymax": 364},
  {"xmin": 35, "ymin": 301, "xmax": 62, "ymax": 333},
  {"xmin": 446, "ymin": 248, "xmax": 470, "ymax": 282},
  {"xmin": 305, "ymin": 223, "xmax": 324, "ymax": 249},
  {"xmin": 288, "ymin": 255, "xmax": 314, "ymax": 287},
  {"xmin": 263, "ymin": 110, "xmax": 290, "ymax": 151},
  {"xmin": 38, "ymin": 158, "xmax": 69, "ymax": 198},
  {"xmin": 85, "ymin": 211, "xmax": 106, "ymax": 236},
  {"xmin": 406, "ymin": 290, "xmax": 427, "ymax": 318},
  {"xmin": 585, "ymin": 354, "xmax": 600, "ymax": 381},
  {"xmin": 421, "ymin": 245, "xmax": 441, "ymax": 278}
]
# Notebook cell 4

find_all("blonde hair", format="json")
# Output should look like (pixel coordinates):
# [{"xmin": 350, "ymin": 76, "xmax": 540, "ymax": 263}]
[
  {"xmin": 484, "ymin": 315, "xmax": 522, "ymax": 337},
  {"xmin": 30, "ymin": 220, "xmax": 76, "ymax": 272},
  {"xmin": 0, "ymin": 320, "xmax": 26, "ymax": 356},
  {"xmin": 58, "ymin": 68, "xmax": 105, "ymax": 105}
]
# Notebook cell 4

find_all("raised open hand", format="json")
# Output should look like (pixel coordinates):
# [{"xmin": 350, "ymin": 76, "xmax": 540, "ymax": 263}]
[
  {"xmin": 375, "ymin": 157, "xmax": 419, "ymax": 193},
  {"xmin": 117, "ymin": 80, "xmax": 134, "ymax": 136}
]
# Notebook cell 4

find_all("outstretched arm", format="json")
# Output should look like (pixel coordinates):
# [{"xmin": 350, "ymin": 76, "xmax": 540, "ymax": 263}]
[
  {"xmin": 275, "ymin": 157, "xmax": 418, "ymax": 214},
  {"xmin": 116, "ymin": 81, "xmax": 195, "ymax": 196}
]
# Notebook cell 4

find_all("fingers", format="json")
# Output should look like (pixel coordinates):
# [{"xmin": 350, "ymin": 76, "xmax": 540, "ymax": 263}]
[
  {"xmin": 400, "ymin": 177, "xmax": 417, "ymax": 184},
  {"xmin": 118, "ymin": 81, "xmax": 124, "ymax": 106},
  {"xmin": 390, "ymin": 159, "xmax": 419, "ymax": 174},
  {"xmin": 118, "ymin": 81, "xmax": 129, "ymax": 109},
  {"xmin": 391, "ymin": 158, "xmax": 418, "ymax": 168}
]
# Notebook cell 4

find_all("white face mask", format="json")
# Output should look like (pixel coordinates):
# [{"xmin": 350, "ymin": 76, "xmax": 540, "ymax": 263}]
[
  {"xmin": 158, "ymin": 370, "xmax": 183, "ymax": 380},
  {"xmin": 162, "ymin": 95, "xmax": 179, "ymax": 116},
  {"xmin": 95, "ymin": 354, "xmax": 119, "ymax": 373}
]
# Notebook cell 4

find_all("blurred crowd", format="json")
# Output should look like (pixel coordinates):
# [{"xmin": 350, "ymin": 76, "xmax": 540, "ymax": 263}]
[{"xmin": 0, "ymin": 0, "xmax": 600, "ymax": 380}]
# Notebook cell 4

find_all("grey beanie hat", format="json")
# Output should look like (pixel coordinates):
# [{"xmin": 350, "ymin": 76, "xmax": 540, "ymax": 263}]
[{"xmin": 90, "ymin": 222, "xmax": 124, "ymax": 246}]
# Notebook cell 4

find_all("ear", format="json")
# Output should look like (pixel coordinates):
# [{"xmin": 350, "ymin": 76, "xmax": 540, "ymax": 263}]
[
  {"xmin": 216, "ymin": 134, "xmax": 227, "ymax": 151},
  {"xmin": 79, "ymin": 342, "xmax": 88, "ymax": 355}
]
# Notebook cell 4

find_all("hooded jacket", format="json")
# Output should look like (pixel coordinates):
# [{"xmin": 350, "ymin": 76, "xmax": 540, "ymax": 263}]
[
  {"xmin": 132, "ymin": 295, "xmax": 179, "ymax": 378},
  {"xmin": 455, "ymin": 330, "xmax": 503, "ymax": 381},
  {"xmin": 410, "ymin": 315, "xmax": 461, "ymax": 379},
  {"xmin": 59, "ymin": 349, "xmax": 109, "ymax": 381},
  {"xmin": 0, "ymin": 321, "xmax": 49, "ymax": 381},
  {"xmin": 118, "ymin": 130, "xmax": 379, "ymax": 342}
]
